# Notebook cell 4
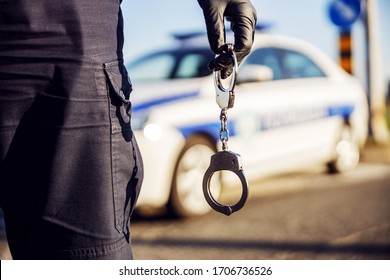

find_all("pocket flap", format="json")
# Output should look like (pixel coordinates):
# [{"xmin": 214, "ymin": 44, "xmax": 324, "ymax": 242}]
[{"xmin": 103, "ymin": 61, "xmax": 133, "ymax": 103}]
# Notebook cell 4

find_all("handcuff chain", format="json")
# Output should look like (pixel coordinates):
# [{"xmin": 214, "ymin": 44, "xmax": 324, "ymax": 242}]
[{"xmin": 219, "ymin": 108, "xmax": 229, "ymax": 151}]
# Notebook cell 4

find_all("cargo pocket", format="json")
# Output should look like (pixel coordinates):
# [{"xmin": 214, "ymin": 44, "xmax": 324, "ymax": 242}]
[{"xmin": 103, "ymin": 61, "xmax": 142, "ymax": 233}]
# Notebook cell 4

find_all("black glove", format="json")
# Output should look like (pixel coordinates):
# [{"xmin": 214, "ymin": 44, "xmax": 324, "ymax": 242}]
[{"xmin": 198, "ymin": 0, "xmax": 257, "ymax": 78}]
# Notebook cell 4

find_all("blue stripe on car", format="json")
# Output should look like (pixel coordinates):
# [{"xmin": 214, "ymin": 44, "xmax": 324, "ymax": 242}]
[
  {"xmin": 177, "ymin": 104, "xmax": 355, "ymax": 141},
  {"xmin": 179, "ymin": 122, "xmax": 235, "ymax": 140},
  {"xmin": 327, "ymin": 105, "xmax": 355, "ymax": 118},
  {"xmin": 132, "ymin": 91, "xmax": 199, "ymax": 113}
]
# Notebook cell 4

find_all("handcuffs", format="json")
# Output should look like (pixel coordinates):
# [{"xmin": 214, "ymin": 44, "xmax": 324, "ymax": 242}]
[{"xmin": 202, "ymin": 44, "xmax": 249, "ymax": 216}]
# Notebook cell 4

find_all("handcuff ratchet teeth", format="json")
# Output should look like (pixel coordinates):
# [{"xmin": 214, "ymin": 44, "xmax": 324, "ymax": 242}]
[{"xmin": 203, "ymin": 44, "xmax": 249, "ymax": 216}]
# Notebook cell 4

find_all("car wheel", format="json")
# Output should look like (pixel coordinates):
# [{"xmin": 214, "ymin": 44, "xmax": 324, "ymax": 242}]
[
  {"xmin": 327, "ymin": 124, "xmax": 360, "ymax": 173},
  {"xmin": 169, "ymin": 135, "xmax": 221, "ymax": 217}
]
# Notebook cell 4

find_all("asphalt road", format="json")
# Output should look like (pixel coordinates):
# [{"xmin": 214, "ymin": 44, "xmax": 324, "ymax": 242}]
[
  {"xmin": 130, "ymin": 161, "xmax": 390, "ymax": 260},
  {"xmin": 1, "ymin": 142, "xmax": 389, "ymax": 260}
]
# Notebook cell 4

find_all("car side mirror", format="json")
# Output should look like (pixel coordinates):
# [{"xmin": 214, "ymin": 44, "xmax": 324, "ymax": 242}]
[{"xmin": 237, "ymin": 65, "xmax": 274, "ymax": 84}]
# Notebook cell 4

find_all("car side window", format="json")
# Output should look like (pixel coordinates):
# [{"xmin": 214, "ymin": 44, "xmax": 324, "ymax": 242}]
[
  {"xmin": 245, "ymin": 48, "xmax": 283, "ymax": 80},
  {"xmin": 245, "ymin": 47, "xmax": 325, "ymax": 80},
  {"xmin": 280, "ymin": 50, "xmax": 325, "ymax": 79}
]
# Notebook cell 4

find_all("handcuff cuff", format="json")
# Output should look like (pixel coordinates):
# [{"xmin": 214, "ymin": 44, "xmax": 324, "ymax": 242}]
[{"xmin": 202, "ymin": 44, "xmax": 249, "ymax": 216}]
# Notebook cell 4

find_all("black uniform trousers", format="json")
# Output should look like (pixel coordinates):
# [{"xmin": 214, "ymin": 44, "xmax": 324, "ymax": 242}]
[{"xmin": 0, "ymin": 0, "xmax": 143, "ymax": 259}]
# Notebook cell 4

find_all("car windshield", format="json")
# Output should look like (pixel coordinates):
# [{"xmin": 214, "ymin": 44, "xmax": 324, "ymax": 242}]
[{"xmin": 127, "ymin": 48, "xmax": 214, "ymax": 82}]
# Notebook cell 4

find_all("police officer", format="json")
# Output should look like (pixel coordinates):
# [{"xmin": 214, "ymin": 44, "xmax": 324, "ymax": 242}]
[{"xmin": 0, "ymin": 0, "xmax": 256, "ymax": 259}]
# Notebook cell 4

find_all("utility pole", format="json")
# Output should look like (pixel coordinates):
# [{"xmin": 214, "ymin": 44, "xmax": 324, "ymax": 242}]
[
  {"xmin": 339, "ymin": 29, "xmax": 353, "ymax": 74},
  {"xmin": 363, "ymin": 0, "xmax": 389, "ymax": 144}
]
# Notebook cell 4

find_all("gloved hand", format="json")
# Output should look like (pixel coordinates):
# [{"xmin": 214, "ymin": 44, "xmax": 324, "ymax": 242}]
[{"xmin": 197, "ymin": 0, "xmax": 257, "ymax": 78}]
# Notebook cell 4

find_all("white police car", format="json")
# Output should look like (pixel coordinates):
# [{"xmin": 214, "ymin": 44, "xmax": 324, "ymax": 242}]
[{"xmin": 127, "ymin": 29, "xmax": 369, "ymax": 217}]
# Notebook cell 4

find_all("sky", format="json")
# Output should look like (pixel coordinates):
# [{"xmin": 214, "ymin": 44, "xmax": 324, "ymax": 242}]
[{"xmin": 121, "ymin": 0, "xmax": 390, "ymax": 92}]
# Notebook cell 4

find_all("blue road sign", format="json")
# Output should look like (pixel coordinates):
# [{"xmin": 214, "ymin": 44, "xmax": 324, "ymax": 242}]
[{"xmin": 329, "ymin": 0, "xmax": 361, "ymax": 28}]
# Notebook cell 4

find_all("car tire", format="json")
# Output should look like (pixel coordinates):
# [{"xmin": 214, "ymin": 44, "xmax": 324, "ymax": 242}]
[
  {"xmin": 169, "ymin": 135, "xmax": 221, "ymax": 217},
  {"xmin": 327, "ymin": 123, "xmax": 360, "ymax": 173}
]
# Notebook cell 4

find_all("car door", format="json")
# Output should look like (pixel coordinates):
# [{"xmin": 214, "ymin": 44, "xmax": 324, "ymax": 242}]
[{"xmin": 230, "ymin": 46, "xmax": 340, "ymax": 177}]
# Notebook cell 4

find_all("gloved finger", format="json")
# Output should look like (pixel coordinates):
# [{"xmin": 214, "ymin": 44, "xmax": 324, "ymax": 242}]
[
  {"xmin": 197, "ymin": 0, "xmax": 227, "ymax": 54},
  {"xmin": 225, "ymin": 2, "xmax": 257, "ymax": 65}
]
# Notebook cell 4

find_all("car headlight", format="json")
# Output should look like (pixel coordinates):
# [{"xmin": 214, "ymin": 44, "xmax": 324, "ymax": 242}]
[
  {"xmin": 143, "ymin": 123, "xmax": 164, "ymax": 141},
  {"xmin": 131, "ymin": 112, "xmax": 164, "ymax": 141}
]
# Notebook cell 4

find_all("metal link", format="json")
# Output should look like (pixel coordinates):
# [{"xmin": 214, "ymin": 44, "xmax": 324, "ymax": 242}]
[{"xmin": 219, "ymin": 108, "xmax": 229, "ymax": 151}]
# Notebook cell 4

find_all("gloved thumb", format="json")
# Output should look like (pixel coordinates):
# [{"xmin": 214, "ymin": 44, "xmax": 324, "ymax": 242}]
[{"xmin": 208, "ymin": 45, "xmax": 235, "ymax": 79}]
